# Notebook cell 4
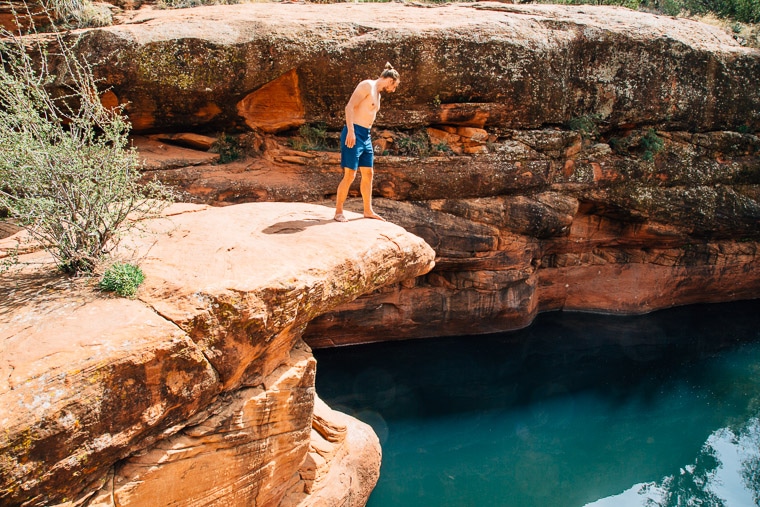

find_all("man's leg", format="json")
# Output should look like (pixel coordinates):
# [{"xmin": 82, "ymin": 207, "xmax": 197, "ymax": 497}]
[
  {"xmin": 359, "ymin": 166, "xmax": 385, "ymax": 221},
  {"xmin": 334, "ymin": 167, "xmax": 356, "ymax": 222}
]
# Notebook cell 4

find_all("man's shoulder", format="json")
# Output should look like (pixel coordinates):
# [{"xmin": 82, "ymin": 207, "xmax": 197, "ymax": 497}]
[{"xmin": 355, "ymin": 79, "xmax": 375, "ymax": 90}]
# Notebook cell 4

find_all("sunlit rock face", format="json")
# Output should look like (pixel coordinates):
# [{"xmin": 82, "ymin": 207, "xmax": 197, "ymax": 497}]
[
  {"xmin": 3, "ymin": 3, "xmax": 759, "ymax": 505},
  {"xmin": 304, "ymin": 131, "xmax": 760, "ymax": 344},
  {"xmin": 0, "ymin": 203, "xmax": 434, "ymax": 506},
  {"xmin": 76, "ymin": 3, "xmax": 758, "ymax": 133},
  {"xmin": 75, "ymin": 2, "xmax": 760, "ymax": 339}
]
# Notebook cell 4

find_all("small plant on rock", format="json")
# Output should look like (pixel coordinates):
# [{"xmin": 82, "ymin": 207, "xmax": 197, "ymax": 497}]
[
  {"xmin": 433, "ymin": 141, "xmax": 453, "ymax": 154},
  {"xmin": 211, "ymin": 133, "xmax": 241, "ymax": 163},
  {"xmin": 569, "ymin": 114, "xmax": 602, "ymax": 140},
  {"xmin": 641, "ymin": 128, "xmax": 664, "ymax": 161},
  {"xmin": 99, "ymin": 262, "xmax": 145, "ymax": 298},
  {"xmin": 289, "ymin": 122, "xmax": 330, "ymax": 151},
  {"xmin": 394, "ymin": 130, "xmax": 431, "ymax": 157}
]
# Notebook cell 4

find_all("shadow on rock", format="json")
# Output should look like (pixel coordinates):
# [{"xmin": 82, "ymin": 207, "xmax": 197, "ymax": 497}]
[{"xmin": 262, "ymin": 218, "xmax": 336, "ymax": 234}]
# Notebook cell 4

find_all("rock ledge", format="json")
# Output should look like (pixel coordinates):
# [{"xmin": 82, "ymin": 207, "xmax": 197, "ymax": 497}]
[{"xmin": 0, "ymin": 202, "xmax": 435, "ymax": 506}]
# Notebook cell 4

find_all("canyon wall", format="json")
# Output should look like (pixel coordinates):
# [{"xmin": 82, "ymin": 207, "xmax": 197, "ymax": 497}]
[
  {"xmin": 0, "ymin": 203, "xmax": 435, "ymax": 506},
  {"xmin": 3, "ymin": 3, "xmax": 759, "ymax": 505},
  {"xmin": 60, "ymin": 1, "xmax": 759, "ymax": 345}
]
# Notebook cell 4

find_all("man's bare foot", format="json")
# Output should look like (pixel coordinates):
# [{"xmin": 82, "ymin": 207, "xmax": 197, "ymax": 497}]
[
  {"xmin": 364, "ymin": 212, "xmax": 386, "ymax": 221},
  {"xmin": 334, "ymin": 213, "xmax": 348, "ymax": 223}
]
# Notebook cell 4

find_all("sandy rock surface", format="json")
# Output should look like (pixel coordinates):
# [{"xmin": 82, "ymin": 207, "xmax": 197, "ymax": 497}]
[{"xmin": 0, "ymin": 202, "xmax": 434, "ymax": 506}]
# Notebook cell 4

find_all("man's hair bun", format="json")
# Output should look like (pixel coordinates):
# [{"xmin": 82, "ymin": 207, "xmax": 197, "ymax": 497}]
[{"xmin": 381, "ymin": 62, "xmax": 400, "ymax": 80}]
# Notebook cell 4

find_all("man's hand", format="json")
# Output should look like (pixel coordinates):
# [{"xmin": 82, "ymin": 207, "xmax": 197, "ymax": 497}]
[{"xmin": 345, "ymin": 131, "xmax": 356, "ymax": 149}]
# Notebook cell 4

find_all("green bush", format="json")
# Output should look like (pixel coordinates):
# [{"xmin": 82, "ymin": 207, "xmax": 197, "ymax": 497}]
[
  {"xmin": 569, "ymin": 114, "xmax": 602, "ymax": 140},
  {"xmin": 0, "ymin": 23, "xmax": 172, "ymax": 274},
  {"xmin": 99, "ymin": 263, "xmax": 145, "ymax": 298},
  {"xmin": 211, "ymin": 133, "xmax": 241, "ymax": 163},
  {"xmin": 433, "ymin": 141, "xmax": 453, "ymax": 153},
  {"xmin": 289, "ymin": 123, "xmax": 330, "ymax": 151},
  {"xmin": 641, "ymin": 128, "xmax": 665, "ymax": 161},
  {"xmin": 394, "ymin": 130, "xmax": 431, "ymax": 157}
]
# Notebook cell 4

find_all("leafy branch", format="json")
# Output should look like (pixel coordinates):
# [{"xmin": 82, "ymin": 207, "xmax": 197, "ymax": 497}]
[{"xmin": 0, "ymin": 14, "xmax": 172, "ymax": 274}]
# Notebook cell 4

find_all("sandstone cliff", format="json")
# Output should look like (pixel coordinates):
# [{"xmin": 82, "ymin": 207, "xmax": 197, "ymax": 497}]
[
  {"xmin": 0, "ymin": 203, "xmax": 435, "ymax": 506},
  {"xmin": 52, "ymin": 1, "xmax": 759, "ymax": 344},
  {"xmin": 75, "ymin": 3, "xmax": 759, "ymax": 133}
]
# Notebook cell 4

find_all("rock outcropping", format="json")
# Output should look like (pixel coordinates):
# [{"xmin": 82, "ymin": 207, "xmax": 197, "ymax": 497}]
[
  {"xmin": 3, "ymin": 3, "xmax": 759, "ymax": 505},
  {"xmin": 75, "ymin": 3, "xmax": 759, "ymax": 133},
  {"xmin": 0, "ymin": 203, "xmax": 435, "ymax": 506},
  {"xmin": 57, "ymin": 2, "xmax": 758, "ymax": 344}
]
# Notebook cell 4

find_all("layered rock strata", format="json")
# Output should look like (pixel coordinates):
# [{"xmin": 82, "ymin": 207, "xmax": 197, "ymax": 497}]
[
  {"xmin": 2, "ymin": 4, "xmax": 759, "ymax": 505},
  {"xmin": 72, "ymin": 3, "xmax": 758, "ymax": 133},
  {"xmin": 0, "ymin": 202, "xmax": 435, "ymax": 506},
  {"xmin": 304, "ymin": 130, "xmax": 760, "ymax": 345},
  {"xmin": 34, "ymin": 2, "xmax": 760, "ymax": 341},
  {"xmin": 132, "ymin": 125, "xmax": 760, "ymax": 345}
]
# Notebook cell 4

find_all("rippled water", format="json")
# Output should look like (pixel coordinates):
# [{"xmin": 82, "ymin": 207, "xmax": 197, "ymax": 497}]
[{"xmin": 313, "ymin": 300, "xmax": 760, "ymax": 507}]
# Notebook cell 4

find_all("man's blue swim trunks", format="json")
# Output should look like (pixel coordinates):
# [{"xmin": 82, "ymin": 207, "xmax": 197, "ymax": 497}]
[{"xmin": 340, "ymin": 124, "xmax": 374, "ymax": 170}]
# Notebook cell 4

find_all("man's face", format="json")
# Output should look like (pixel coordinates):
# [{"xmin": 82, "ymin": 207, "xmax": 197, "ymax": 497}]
[{"xmin": 385, "ymin": 78, "xmax": 400, "ymax": 93}]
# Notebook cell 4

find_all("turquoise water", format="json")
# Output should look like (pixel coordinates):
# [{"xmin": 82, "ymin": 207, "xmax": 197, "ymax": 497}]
[{"xmin": 313, "ymin": 300, "xmax": 760, "ymax": 507}]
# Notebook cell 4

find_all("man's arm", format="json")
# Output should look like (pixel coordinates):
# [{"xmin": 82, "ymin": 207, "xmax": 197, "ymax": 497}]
[{"xmin": 344, "ymin": 81, "xmax": 371, "ymax": 148}]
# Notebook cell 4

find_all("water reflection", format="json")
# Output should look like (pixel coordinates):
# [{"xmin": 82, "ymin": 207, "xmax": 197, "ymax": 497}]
[
  {"xmin": 313, "ymin": 300, "xmax": 760, "ymax": 507},
  {"xmin": 589, "ymin": 417, "xmax": 760, "ymax": 507}
]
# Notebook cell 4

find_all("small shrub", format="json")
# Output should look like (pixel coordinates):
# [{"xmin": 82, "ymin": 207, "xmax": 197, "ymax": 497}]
[
  {"xmin": 641, "ymin": 128, "xmax": 664, "ymax": 161},
  {"xmin": 738, "ymin": 124, "xmax": 751, "ymax": 134},
  {"xmin": 99, "ymin": 262, "xmax": 145, "ymax": 298},
  {"xmin": 33, "ymin": 0, "xmax": 114, "ymax": 28},
  {"xmin": 394, "ymin": 130, "xmax": 431, "ymax": 157},
  {"xmin": 0, "ymin": 20, "xmax": 172, "ymax": 274},
  {"xmin": 569, "ymin": 114, "xmax": 602, "ymax": 140},
  {"xmin": 433, "ymin": 141, "xmax": 453, "ymax": 153},
  {"xmin": 212, "ymin": 133, "xmax": 241, "ymax": 163},
  {"xmin": 289, "ymin": 122, "xmax": 330, "ymax": 151},
  {"xmin": 69, "ymin": 2, "xmax": 113, "ymax": 27}
]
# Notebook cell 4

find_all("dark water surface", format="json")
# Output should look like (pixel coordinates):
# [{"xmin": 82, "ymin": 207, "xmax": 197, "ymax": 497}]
[{"xmin": 313, "ymin": 300, "xmax": 760, "ymax": 507}]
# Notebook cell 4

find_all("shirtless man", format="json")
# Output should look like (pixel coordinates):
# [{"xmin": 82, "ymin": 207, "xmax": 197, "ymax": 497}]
[{"xmin": 334, "ymin": 62, "xmax": 400, "ymax": 222}]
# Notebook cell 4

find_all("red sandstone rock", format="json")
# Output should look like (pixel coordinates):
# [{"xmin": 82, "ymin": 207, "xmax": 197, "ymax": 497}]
[
  {"xmin": 237, "ymin": 68, "xmax": 306, "ymax": 133},
  {"xmin": 131, "ymin": 135, "xmax": 219, "ymax": 171},
  {"xmin": 149, "ymin": 132, "xmax": 218, "ymax": 150},
  {"xmin": 124, "ymin": 124, "xmax": 760, "ymax": 344},
  {"xmin": 130, "ymin": 123, "xmax": 760, "ymax": 344},
  {"xmin": 85, "ymin": 346, "xmax": 317, "ymax": 507},
  {"xmin": 281, "ymin": 396, "xmax": 381, "ymax": 506},
  {"xmin": 60, "ymin": 2, "xmax": 758, "ymax": 133},
  {"xmin": 0, "ymin": 1, "xmax": 46, "ymax": 31},
  {"xmin": 0, "ymin": 202, "xmax": 435, "ymax": 506},
  {"xmin": 0, "ymin": 275, "xmax": 220, "ymax": 506}
]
